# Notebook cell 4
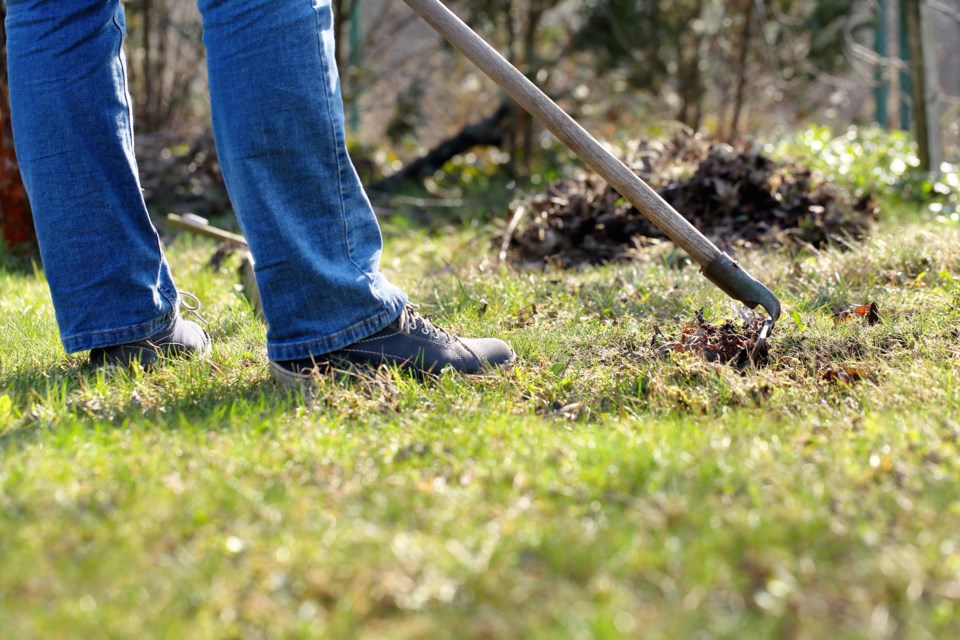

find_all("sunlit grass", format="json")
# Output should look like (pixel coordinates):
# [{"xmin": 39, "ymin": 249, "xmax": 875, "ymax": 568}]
[{"xmin": 2, "ymin": 209, "xmax": 960, "ymax": 638}]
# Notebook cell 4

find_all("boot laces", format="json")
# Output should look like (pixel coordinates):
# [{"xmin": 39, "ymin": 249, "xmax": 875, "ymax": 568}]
[
  {"xmin": 397, "ymin": 305, "xmax": 452, "ymax": 342},
  {"xmin": 179, "ymin": 291, "xmax": 209, "ymax": 326}
]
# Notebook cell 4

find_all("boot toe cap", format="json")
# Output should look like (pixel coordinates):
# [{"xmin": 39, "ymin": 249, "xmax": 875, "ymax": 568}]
[{"xmin": 460, "ymin": 337, "xmax": 516, "ymax": 372}]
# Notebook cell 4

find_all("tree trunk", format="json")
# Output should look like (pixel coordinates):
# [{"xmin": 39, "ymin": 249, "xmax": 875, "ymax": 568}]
[
  {"xmin": 0, "ymin": 1, "xmax": 37, "ymax": 251},
  {"xmin": 904, "ymin": 0, "xmax": 930, "ymax": 172},
  {"xmin": 728, "ymin": 0, "xmax": 755, "ymax": 143},
  {"xmin": 677, "ymin": 0, "xmax": 706, "ymax": 129},
  {"xmin": 920, "ymin": 1, "xmax": 942, "ymax": 174},
  {"xmin": 333, "ymin": 0, "xmax": 351, "ymax": 71},
  {"xmin": 515, "ymin": 4, "xmax": 545, "ymax": 175},
  {"xmin": 143, "ymin": 0, "xmax": 154, "ymax": 130}
]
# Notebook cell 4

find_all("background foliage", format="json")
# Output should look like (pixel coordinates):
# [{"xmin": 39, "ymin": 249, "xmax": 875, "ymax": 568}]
[{"xmin": 113, "ymin": 0, "xmax": 960, "ymax": 176}]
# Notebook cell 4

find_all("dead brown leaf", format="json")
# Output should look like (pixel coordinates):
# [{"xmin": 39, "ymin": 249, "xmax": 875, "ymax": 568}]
[
  {"xmin": 833, "ymin": 302, "xmax": 881, "ymax": 325},
  {"xmin": 819, "ymin": 367, "xmax": 869, "ymax": 384}
]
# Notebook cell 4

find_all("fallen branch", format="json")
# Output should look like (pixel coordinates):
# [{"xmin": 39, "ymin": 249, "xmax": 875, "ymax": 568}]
[{"xmin": 372, "ymin": 101, "xmax": 512, "ymax": 193}]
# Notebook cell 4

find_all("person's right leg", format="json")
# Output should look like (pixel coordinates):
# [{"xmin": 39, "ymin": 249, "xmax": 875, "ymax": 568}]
[{"xmin": 5, "ymin": 0, "xmax": 208, "ymax": 366}]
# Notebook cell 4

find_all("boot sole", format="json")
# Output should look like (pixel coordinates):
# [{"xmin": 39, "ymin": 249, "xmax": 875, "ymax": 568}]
[{"xmin": 269, "ymin": 353, "xmax": 517, "ymax": 388}]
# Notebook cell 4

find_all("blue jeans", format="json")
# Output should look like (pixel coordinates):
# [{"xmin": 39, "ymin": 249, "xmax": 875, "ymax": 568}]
[{"xmin": 5, "ymin": 0, "xmax": 407, "ymax": 361}]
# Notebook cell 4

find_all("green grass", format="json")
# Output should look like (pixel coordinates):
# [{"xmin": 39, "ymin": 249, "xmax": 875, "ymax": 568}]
[{"xmin": 2, "ymin": 209, "xmax": 960, "ymax": 639}]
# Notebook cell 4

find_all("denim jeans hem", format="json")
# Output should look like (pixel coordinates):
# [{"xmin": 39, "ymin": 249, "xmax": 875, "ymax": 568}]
[
  {"xmin": 61, "ymin": 309, "xmax": 177, "ymax": 354},
  {"xmin": 266, "ymin": 294, "xmax": 407, "ymax": 362}
]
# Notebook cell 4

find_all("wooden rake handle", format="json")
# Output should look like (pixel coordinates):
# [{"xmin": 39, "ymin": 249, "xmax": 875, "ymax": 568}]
[{"xmin": 401, "ymin": 0, "xmax": 782, "ymax": 323}]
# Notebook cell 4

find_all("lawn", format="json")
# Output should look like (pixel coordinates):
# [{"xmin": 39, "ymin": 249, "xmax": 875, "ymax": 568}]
[{"xmin": 2, "ymin": 204, "xmax": 960, "ymax": 638}]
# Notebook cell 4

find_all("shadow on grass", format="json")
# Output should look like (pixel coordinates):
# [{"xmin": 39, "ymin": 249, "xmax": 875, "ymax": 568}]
[
  {"xmin": 0, "ymin": 244, "xmax": 42, "ymax": 276},
  {"xmin": 0, "ymin": 358, "xmax": 309, "ymax": 453}
]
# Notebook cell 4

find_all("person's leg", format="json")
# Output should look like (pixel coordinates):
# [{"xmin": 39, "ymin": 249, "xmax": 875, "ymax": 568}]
[
  {"xmin": 198, "ymin": 0, "xmax": 513, "ymax": 381},
  {"xmin": 198, "ymin": 0, "xmax": 407, "ymax": 362},
  {"xmin": 5, "ymin": 0, "xmax": 188, "ymax": 355}
]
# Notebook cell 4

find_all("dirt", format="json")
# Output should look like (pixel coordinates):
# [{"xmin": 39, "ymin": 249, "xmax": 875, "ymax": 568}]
[
  {"xmin": 502, "ymin": 132, "xmax": 879, "ymax": 267},
  {"xmin": 653, "ymin": 308, "xmax": 771, "ymax": 370}
]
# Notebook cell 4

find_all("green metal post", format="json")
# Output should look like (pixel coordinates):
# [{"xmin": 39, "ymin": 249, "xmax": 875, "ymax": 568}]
[
  {"xmin": 348, "ymin": 0, "xmax": 363, "ymax": 134},
  {"xmin": 874, "ymin": 0, "xmax": 888, "ymax": 128},
  {"xmin": 898, "ymin": 0, "xmax": 911, "ymax": 131}
]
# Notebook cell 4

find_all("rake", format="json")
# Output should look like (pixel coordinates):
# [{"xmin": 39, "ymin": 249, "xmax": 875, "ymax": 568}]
[{"xmin": 402, "ymin": 0, "xmax": 782, "ymax": 341}]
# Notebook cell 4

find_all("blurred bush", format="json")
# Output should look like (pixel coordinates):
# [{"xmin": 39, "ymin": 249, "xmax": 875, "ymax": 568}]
[{"xmin": 767, "ymin": 125, "xmax": 959, "ymax": 218}]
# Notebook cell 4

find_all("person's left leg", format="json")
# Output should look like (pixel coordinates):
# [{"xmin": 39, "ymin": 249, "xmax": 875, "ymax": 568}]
[
  {"xmin": 198, "ymin": 0, "xmax": 514, "ymax": 382},
  {"xmin": 199, "ymin": 0, "xmax": 408, "ymax": 363}
]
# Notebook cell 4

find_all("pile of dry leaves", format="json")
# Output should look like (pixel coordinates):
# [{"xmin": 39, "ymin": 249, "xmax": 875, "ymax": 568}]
[{"xmin": 502, "ymin": 132, "xmax": 879, "ymax": 267}]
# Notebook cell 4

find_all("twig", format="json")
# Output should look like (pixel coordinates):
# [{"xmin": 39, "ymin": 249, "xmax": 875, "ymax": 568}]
[
  {"xmin": 927, "ymin": 0, "xmax": 960, "ymax": 24},
  {"xmin": 499, "ymin": 204, "xmax": 528, "ymax": 263}
]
